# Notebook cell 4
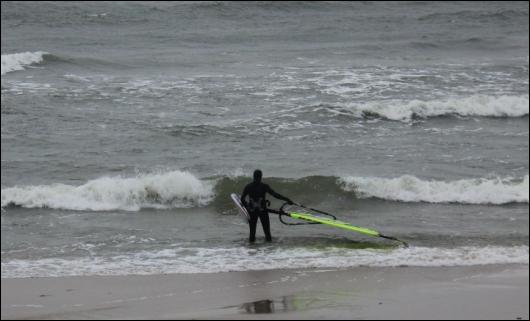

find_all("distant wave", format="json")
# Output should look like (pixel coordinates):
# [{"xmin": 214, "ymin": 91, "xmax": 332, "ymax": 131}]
[
  {"xmin": 341, "ymin": 175, "xmax": 529, "ymax": 205},
  {"xmin": 1, "ymin": 170, "xmax": 215, "ymax": 211},
  {"xmin": 1, "ymin": 52, "xmax": 130, "ymax": 76},
  {"xmin": 2, "ymin": 245, "xmax": 528, "ymax": 278},
  {"xmin": 162, "ymin": 95, "xmax": 529, "ymax": 139},
  {"xmin": 408, "ymin": 37, "xmax": 501, "ymax": 51},
  {"xmin": 418, "ymin": 9, "xmax": 528, "ymax": 23},
  {"xmin": 2, "ymin": 172, "xmax": 528, "ymax": 211},
  {"xmin": 1, "ymin": 51, "xmax": 48, "ymax": 75},
  {"xmin": 342, "ymin": 95, "xmax": 529, "ymax": 121}
]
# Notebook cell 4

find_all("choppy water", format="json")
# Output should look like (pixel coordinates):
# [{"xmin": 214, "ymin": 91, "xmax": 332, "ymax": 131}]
[{"xmin": 1, "ymin": 1, "xmax": 529, "ymax": 278}]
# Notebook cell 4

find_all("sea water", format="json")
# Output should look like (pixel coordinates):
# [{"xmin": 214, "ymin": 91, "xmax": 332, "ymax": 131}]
[{"xmin": 1, "ymin": 1, "xmax": 528, "ymax": 278}]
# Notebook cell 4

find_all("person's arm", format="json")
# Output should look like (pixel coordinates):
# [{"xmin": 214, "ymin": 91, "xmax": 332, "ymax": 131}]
[
  {"xmin": 241, "ymin": 185, "xmax": 249, "ymax": 207},
  {"xmin": 266, "ymin": 184, "xmax": 293, "ymax": 204}
]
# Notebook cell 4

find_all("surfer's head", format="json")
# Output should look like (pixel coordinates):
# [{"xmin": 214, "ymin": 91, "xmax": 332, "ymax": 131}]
[{"xmin": 253, "ymin": 169, "xmax": 262, "ymax": 183}]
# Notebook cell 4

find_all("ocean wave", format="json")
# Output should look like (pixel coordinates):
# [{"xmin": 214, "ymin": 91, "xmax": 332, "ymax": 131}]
[
  {"xmin": 2, "ymin": 245, "xmax": 528, "ymax": 278},
  {"xmin": 341, "ymin": 95, "xmax": 529, "ymax": 121},
  {"xmin": 1, "ymin": 51, "xmax": 48, "ymax": 75},
  {"xmin": 1, "ymin": 170, "xmax": 214, "ymax": 211},
  {"xmin": 1, "ymin": 52, "xmax": 131, "ymax": 77},
  {"xmin": 418, "ymin": 9, "xmax": 529, "ymax": 23},
  {"xmin": 2, "ymin": 172, "xmax": 528, "ymax": 211},
  {"xmin": 341, "ymin": 175, "xmax": 529, "ymax": 205},
  {"xmin": 409, "ymin": 37, "xmax": 500, "ymax": 51}
]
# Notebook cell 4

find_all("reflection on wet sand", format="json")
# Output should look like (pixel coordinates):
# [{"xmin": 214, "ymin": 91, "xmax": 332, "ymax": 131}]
[
  {"xmin": 239, "ymin": 295, "xmax": 323, "ymax": 314},
  {"xmin": 241, "ymin": 299, "xmax": 275, "ymax": 314}
]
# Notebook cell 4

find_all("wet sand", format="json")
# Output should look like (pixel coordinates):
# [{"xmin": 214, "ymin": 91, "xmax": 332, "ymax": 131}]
[{"xmin": 1, "ymin": 264, "xmax": 528, "ymax": 320}]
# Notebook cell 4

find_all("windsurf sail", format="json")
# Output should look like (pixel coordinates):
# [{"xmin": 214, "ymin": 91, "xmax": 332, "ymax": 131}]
[
  {"xmin": 231, "ymin": 194, "xmax": 408, "ymax": 247},
  {"xmin": 287, "ymin": 210, "xmax": 408, "ymax": 247},
  {"xmin": 288, "ymin": 212, "xmax": 380, "ymax": 237}
]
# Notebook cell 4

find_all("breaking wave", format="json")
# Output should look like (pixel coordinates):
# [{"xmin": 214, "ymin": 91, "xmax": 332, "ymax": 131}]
[
  {"xmin": 1, "ymin": 51, "xmax": 130, "ymax": 76},
  {"xmin": 342, "ymin": 95, "xmax": 529, "ymax": 121},
  {"xmin": 341, "ymin": 174, "xmax": 529, "ymax": 204},
  {"xmin": 1, "ymin": 51, "xmax": 48, "ymax": 75},
  {"xmin": 1, "ymin": 170, "xmax": 215, "ymax": 211},
  {"xmin": 1, "ymin": 172, "xmax": 528, "ymax": 211}
]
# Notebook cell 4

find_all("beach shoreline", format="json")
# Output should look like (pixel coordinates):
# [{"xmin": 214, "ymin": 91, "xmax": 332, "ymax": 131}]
[{"xmin": 2, "ymin": 264, "xmax": 528, "ymax": 320}]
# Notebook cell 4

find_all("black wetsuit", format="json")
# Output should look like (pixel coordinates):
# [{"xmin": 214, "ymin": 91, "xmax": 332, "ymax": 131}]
[{"xmin": 241, "ymin": 181, "xmax": 291, "ymax": 242}]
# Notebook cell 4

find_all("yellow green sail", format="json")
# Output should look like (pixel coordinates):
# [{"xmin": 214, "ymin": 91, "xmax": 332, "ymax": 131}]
[{"xmin": 289, "ymin": 212, "xmax": 380, "ymax": 237}]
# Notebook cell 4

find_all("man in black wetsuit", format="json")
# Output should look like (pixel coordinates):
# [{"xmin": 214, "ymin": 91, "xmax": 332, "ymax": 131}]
[{"xmin": 241, "ymin": 169, "xmax": 293, "ymax": 243}]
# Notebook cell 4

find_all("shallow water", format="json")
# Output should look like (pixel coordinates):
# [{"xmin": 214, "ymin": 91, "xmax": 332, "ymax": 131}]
[{"xmin": 1, "ymin": 1, "xmax": 528, "ymax": 278}]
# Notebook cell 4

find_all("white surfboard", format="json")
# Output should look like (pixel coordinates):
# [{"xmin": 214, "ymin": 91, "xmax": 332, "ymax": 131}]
[{"xmin": 230, "ymin": 193, "xmax": 250, "ymax": 223}]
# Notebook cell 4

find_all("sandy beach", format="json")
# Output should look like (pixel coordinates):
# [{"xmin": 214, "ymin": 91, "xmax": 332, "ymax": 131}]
[{"xmin": 1, "ymin": 264, "xmax": 528, "ymax": 320}]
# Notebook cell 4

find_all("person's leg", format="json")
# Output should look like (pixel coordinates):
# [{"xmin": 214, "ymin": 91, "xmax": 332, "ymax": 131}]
[
  {"xmin": 259, "ymin": 211, "xmax": 272, "ymax": 242},
  {"xmin": 249, "ymin": 211, "xmax": 259, "ymax": 243}
]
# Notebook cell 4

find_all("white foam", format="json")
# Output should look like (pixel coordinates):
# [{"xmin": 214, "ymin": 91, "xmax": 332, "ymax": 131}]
[
  {"xmin": 1, "ymin": 245, "xmax": 527, "ymax": 278},
  {"xmin": 340, "ymin": 175, "xmax": 529, "ymax": 204},
  {"xmin": 1, "ymin": 170, "xmax": 214, "ymax": 211},
  {"xmin": 342, "ymin": 95, "xmax": 529, "ymax": 121},
  {"xmin": 1, "ymin": 52, "xmax": 47, "ymax": 75}
]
